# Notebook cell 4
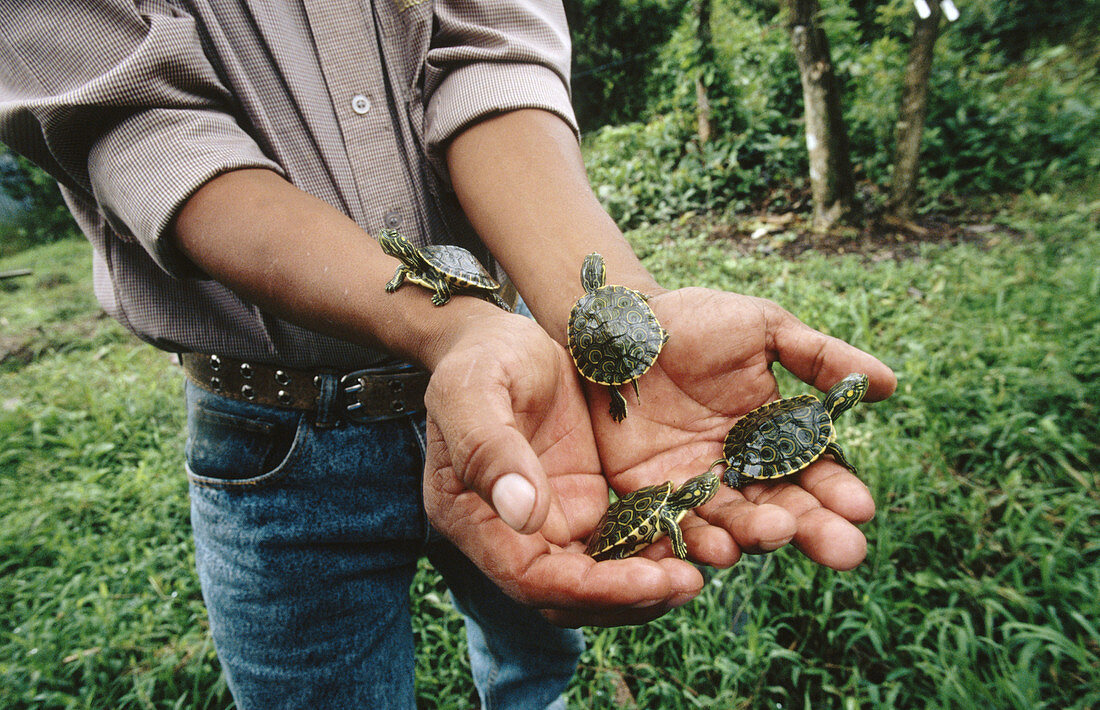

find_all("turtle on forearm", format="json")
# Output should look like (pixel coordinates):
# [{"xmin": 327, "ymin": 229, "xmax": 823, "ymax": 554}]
[{"xmin": 379, "ymin": 229, "xmax": 511, "ymax": 311}]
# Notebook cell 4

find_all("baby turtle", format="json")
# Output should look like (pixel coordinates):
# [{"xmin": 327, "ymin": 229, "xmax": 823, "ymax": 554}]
[
  {"xmin": 567, "ymin": 253, "xmax": 668, "ymax": 422},
  {"xmin": 713, "ymin": 373, "xmax": 869, "ymax": 489},
  {"xmin": 379, "ymin": 229, "xmax": 511, "ymax": 310},
  {"xmin": 586, "ymin": 469, "xmax": 720, "ymax": 561}
]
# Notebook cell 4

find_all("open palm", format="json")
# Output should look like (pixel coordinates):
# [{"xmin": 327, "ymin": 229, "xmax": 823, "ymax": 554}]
[
  {"xmin": 421, "ymin": 314, "xmax": 705, "ymax": 626},
  {"xmin": 582, "ymin": 287, "xmax": 897, "ymax": 571}
]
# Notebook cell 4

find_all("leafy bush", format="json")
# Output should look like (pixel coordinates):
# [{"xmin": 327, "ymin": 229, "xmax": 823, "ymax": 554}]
[
  {"xmin": 918, "ymin": 45, "xmax": 1100, "ymax": 197},
  {"xmin": 582, "ymin": 1, "xmax": 1100, "ymax": 223},
  {"xmin": 565, "ymin": 0, "xmax": 690, "ymax": 131},
  {"xmin": 585, "ymin": 113, "xmax": 760, "ymax": 228},
  {"xmin": 0, "ymin": 148, "xmax": 81, "ymax": 256},
  {"xmin": 584, "ymin": 5, "xmax": 809, "ymax": 228}
]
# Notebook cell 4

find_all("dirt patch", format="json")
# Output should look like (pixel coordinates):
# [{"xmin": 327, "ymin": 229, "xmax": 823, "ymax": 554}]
[
  {"xmin": 680, "ymin": 202, "xmax": 1024, "ymax": 262},
  {"xmin": 0, "ymin": 312, "xmax": 112, "ymax": 369}
]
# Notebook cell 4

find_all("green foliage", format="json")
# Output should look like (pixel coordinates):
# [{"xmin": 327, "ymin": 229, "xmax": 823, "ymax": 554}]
[
  {"xmin": 840, "ymin": 4, "xmax": 1100, "ymax": 204},
  {"xmin": 949, "ymin": 0, "xmax": 1100, "ymax": 61},
  {"xmin": 585, "ymin": 6, "xmax": 808, "ymax": 229},
  {"xmin": 564, "ymin": 0, "xmax": 690, "ymax": 130},
  {"xmin": 583, "ymin": 112, "xmax": 790, "ymax": 228},
  {"xmin": 917, "ymin": 45, "xmax": 1100, "ymax": 197},
  {"xmin": 0, "ymin": 148, "xmax": 80, "ymax": 256},
  {"xmin": 570, "ymin": 183, "xmax": 1100, "ymax": 707},
  {"xmin": 578, "ymin": 0, "xmax": 1100, "ymax": 224},
  {"xmin": 3, "ymin": 184, "xmax": 1098, "ymax": 708}
]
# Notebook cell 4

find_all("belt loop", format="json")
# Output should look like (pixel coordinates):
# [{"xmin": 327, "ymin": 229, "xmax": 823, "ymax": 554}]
[{"xmin": 313, "ymin": 373, "xmax": 342, "ymax": 428}]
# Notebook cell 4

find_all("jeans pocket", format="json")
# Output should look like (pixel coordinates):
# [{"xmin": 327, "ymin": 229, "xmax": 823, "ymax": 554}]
[{"xmin": 185, "ymin": 403, "xmax": 305, "ymax": 488}]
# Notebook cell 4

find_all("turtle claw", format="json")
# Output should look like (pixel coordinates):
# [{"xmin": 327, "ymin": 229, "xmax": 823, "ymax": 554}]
[
  {"xmin": 723, "ymin": 469, "xmax": 747, "ymax": 490},
  {"xmin": 385, "ymin": 268, "xmax": 407, "ymax": 293},
  {"xmin": 608, "ymin": 386, "xmax": 628, "ymax": 422},
  {"xmin": 488, "ymin": 293, "xmax": 513, "ymax": 311},
  {"xmin": 660, "ymin": 512, "xmax": 688, "ymax": 560}
]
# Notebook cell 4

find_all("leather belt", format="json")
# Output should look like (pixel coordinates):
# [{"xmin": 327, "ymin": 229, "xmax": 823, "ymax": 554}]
[{"xmin": 179, "ymin": 353, "xmax": 430, "ymax": 423}]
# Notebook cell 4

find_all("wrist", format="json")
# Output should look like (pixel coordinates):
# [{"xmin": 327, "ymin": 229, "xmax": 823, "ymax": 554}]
[
  {"xmin": 173, "ymin": 169, "xmax": 534, "ymax": 371},
  {"xmin": 410, "ymin": 300, "xmax": 528, "ymax": 372},
  {"xmin": 445, "ymin": 110, "xmax": 664, "ymax": 342}
]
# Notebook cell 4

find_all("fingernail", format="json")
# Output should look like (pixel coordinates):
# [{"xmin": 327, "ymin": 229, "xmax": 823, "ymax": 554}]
[{"xmin": 492, "ymin": 473, "xmax": 536, "ymax": 532}]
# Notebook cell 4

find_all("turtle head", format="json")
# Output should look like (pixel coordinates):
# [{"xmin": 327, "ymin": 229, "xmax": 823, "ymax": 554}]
[
  {"xmin": 580, "ymin": 252, "xmax": 607, "ymax": 294},
  {"xmin": 669, "ymin": 469, "xmax": 720, "ymax": 511},
  {"xmin": 823, "ymin": 372, "xmax": 869, "ymax": 419},
  {"xmin": 378, "ymin": 229, "xmax": 419, "ymax": 264}
]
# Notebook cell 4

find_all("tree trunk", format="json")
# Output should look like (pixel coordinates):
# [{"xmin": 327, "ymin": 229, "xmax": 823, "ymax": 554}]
[
  {"xmin": 785, "ymin": 0, "xmax": 855, "ymax": 233},
  {"xmin": 694, "ymin": 0, "xmax": 713, "ymax": 143},
  {"xmin": 887, "ymin": 4, "xmax": 942, "ymax": 221}
]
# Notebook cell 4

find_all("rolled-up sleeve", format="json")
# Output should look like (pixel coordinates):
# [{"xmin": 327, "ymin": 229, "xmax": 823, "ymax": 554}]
[
  {"xmin": 423, "ymin": 0, "xmax": 578, "ymax": 156},
  {"xmin": 0, "ymin": 0, "xmax": 282, "ymax": 275}
]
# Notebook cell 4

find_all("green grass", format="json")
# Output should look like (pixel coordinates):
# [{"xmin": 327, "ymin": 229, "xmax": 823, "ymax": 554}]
[{"xmin": 2, "ymin": 185, "xmax": 1098, "ymax": 708}]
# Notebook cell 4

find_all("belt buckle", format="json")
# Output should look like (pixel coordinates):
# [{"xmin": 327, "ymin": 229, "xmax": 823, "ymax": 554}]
[{"xmin": 339, "ymin": 364, "xmax": 425, "ymax": 423}]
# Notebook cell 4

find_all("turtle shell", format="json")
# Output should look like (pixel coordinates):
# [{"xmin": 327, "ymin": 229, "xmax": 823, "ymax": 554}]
[
  {"xmin": 419, "ymin": 244, "xmax": 500, "ymax": 292},
  {"xmin": 585, "ymin": 481, "xmax": 674, "ymax": 561},
  {"xmin": 568, "ymin": 285, "xmax": 667, "ymax": 386},
  {"xmin": 721, "ymin": 394, "xmax": 833, "ymax": 481}
]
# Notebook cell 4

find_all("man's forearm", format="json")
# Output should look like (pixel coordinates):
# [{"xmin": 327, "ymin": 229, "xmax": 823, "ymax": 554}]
[
  {"xmin": 170, "ymin": 168, "xmax": 510, "ymax": 370},
  {"xmin": 446, "ymin": 109, "xmax": 664, "ymax": 341}
]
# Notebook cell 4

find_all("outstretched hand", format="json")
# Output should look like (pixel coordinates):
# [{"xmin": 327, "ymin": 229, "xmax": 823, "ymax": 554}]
[
  {"xmin": 582, "ymin": 287, "xmax": 897, "ymax": 571},
  {"xmin": 421, "ymin": 288, "xmax": 896, "ymax": 625},
  {"xmin": 421, "ymin": 312, "xmax": 705, "ymax": 627}
]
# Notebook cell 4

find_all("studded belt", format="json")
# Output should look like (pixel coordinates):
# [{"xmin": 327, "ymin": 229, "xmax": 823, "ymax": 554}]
[{"xmin": 179, "ymin": 353, "xmax": 430, "ymax": 423}]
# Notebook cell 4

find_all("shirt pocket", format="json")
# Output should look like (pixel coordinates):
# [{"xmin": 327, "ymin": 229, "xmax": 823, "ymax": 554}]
[{"xmin": 397, "ymin": 0, "xmax": 433, "ymax": 97}]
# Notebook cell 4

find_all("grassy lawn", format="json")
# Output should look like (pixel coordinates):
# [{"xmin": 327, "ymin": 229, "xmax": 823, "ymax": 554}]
[{"xmin": 2, "ymin": 186, "xmax": 1098, "ymax": 708}]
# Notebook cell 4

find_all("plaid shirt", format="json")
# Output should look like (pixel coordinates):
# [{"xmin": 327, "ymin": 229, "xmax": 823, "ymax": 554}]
[{"xmin": 0, "ymin": 0, "xmax": 575, "ymax": 368}]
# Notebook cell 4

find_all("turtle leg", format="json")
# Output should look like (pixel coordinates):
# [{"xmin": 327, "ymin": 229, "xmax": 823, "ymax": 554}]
[
  {"xmin": 657, "ymin": 509, "xmax": 688, "ymax": 560},
  {"xmin": 608, "ymin": 386, "xmax": 628, "ymax": 422},
  {"xmin": 487, "ymin": 292, "xmax": 513, "ymax": 312},
  {"xmin": 723, "ymin": 468, "xmax": 747, "ymax": 490},
  {"xmin": 825, "ymin": 442, "xmax": 859, "ymax": 475},
  {"xmin": 430, "ymin": 279, "xmax": 452, "ymax": 306},
  {"xmin": 385, "ymin": 267, "xmax": 409, "ymax": 293}
]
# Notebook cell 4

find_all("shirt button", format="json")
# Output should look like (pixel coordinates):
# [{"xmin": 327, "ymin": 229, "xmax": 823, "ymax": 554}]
[
  {"xmin": 351, "ymin": 94, "xmax": 371, "ymax": 115},
  {"xmin": 384, "ymin": 210, "xmax": 403, "ymax": 228}
]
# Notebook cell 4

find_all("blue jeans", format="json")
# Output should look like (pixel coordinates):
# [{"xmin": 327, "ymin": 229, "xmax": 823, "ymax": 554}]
[{"xmin": 184, "ymin": 378, "xmax": 584, "ymax": 709}]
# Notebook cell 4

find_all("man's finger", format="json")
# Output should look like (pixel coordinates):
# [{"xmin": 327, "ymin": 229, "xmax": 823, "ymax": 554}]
[
  {"xmin": 767, "ymin": 303, "xmax": 897, "ymax": 401},
  {"xmin": 742, "ymin": 466, "xmax": 873, "ymax": 571},
  {"xmin": 426, "ymin": 365, "xmax": 552, "ymax": 534},
  {"xmin": 428, "ymin": 488, "xmax": 705, "ymax": 613}
]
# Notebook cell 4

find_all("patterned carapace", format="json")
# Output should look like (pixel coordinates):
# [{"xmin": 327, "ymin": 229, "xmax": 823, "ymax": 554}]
[
  {"xmin": 379, "ymin": 229, "xmax": 511, "ymax": 310},
  {"xmin": 586, "ymin": 469, "xmax": 719, "ymax": 561},
  {"xmin": 715, "ymin": 373, "xmax": 869, "ymax": 489},
  {"xmin": 567, "ymin": 253, "xmax": 668, "ymax": 422}
]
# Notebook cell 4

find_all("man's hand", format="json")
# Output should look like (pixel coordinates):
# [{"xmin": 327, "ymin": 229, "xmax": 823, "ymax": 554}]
[
  {"xmin": 582, "ymin": 287, "xmax": 897, "ymax": 571},
  {"xmin": 421, "ymin": 313, "xmax": 706, "ymax": 626}
]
